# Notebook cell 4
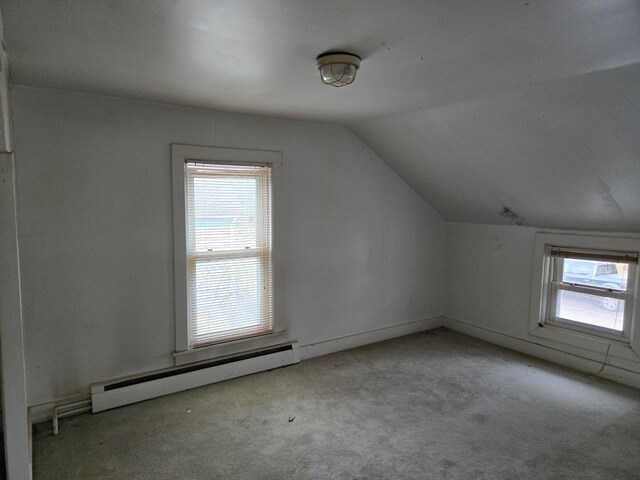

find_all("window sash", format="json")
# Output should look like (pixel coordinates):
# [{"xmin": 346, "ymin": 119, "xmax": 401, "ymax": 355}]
[
  {"xmin": 185, "ymin": 161, "xmax": 273, "ymax": 348},
  {"xmin": 547, "ymin": 254, "xmax": 636, "ymax": 339}
]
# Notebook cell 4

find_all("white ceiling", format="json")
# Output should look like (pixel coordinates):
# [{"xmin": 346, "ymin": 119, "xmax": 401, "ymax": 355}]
[{"xmin": 3, "ymin": 0, "xmax": 640, "ymax": 230}]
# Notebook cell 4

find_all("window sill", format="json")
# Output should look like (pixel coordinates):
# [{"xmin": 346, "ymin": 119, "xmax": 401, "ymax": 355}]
[{"xmin": 173, "ymin": 330, "xmax": 289, "ymax": 367}]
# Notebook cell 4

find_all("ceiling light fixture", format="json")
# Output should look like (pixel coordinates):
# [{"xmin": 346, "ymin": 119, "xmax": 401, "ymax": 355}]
[{"xmin": 316, "ymin": 52, "xmax": 361, "ymax": 87}]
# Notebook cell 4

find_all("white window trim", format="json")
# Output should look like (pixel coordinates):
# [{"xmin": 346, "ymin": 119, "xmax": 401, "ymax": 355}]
[
  {"xmin": 172, "ymin": 144, "xmax": 284, "ymax": 364},
  {"xmin": 529, "ymin": 233, "xmax": 640, "ymax": 356}
]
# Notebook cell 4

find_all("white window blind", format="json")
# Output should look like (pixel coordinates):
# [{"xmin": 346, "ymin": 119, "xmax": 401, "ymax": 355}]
[
  {"xmin": 549, "ymin": 247, "xmax": 638, "ymax": 264},
  {"xmin": 185, "ymin": 161, "xmax": 273, "ymax": 347}
]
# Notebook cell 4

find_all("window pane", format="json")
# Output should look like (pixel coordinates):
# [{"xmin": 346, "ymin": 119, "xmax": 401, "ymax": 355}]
[
  {"xmin": 561, "ymin": 259, "xmax": 628, "ymax": 291},
  {"xmin": 191, "ymin": 256, "xmax": 268, "ymax": 345},
  {"xmin": 192, "ymin": 176, "xmax": 257, "ymax": 252},
  {"xmin": 556, "ymin": 290, "xmax": 625, "ymax": 331}
]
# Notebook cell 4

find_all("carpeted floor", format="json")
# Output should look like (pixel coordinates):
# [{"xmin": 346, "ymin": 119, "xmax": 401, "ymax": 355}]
[{"xmin": 33, "ymin": 328, "xmax": 640, "ymax": 479}]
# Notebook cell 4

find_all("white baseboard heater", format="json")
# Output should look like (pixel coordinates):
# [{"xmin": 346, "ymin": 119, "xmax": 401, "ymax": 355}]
[{"xmin": 91, "ymin": 342, "xmax": 299, "ymax": 413}]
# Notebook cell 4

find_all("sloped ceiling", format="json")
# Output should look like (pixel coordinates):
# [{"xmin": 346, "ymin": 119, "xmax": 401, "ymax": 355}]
[
  {"xmin": 351, "ymin": 63, "xmax": 640, "ymax": 231},
  {"xmin": 2, "ymin": 0, "xmax": 639, "ymax": 231}
]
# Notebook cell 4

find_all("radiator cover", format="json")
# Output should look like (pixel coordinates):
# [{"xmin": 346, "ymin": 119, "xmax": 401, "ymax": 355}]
[{"xmin": 91, "ymin": 342, "xmax": 299, "ymax": 413}]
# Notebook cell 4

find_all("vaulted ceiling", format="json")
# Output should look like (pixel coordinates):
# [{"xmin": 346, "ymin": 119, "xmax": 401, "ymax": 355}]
[{"xmin": 3, "ymin": 0, "xmax": 639, "ymax": 231}]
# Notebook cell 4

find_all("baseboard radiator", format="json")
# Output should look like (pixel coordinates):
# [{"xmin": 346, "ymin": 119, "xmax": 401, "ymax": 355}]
[{"xmin": 91, "ymin": 342, "xmax": 299, "ymax": 413}]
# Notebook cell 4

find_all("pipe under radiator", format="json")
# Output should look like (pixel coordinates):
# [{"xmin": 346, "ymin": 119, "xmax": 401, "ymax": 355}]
[{"xmin": 52, "ymin": 400, "xmax": 92, "ymax": 435}]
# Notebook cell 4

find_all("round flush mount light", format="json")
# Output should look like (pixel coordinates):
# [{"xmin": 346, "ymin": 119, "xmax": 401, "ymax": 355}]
[{"xmin": 316, "ymin": 52, "xmax": 361, "ymax": 87}]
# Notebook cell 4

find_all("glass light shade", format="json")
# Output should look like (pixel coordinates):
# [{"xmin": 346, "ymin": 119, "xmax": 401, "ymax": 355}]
[
  {"xmin": 316, "ymin": 53, "xmax": 361, "ymax": 87},
  {"xmin": 319, "ymin": 63, "xmax": 357, "ymax": 87}
]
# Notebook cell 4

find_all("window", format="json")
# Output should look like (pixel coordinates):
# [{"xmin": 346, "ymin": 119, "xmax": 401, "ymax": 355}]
[
  {"xmin": 546, "ymin": 248, "xmax": 636, "ymax": 339},
  {"xmin": 530, "ymin": 233, "xmax": 640, "ymax": 349},
  {"xmin": 185, "ymin": 161, "xmax": 273, "ymax": 346},
  {"xmin": 173, "ymin": 145, "xmax": 281, "ymax": 356}
]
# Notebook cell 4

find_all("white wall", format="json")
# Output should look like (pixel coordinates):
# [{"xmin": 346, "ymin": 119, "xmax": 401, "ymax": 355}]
[
  {"xmin": 11, "ymin": 86, "xmax": 445, "ymax": 406},
  {"xmin": 445, "ymin": 222, "xmax": 640, "ymax": 387},
  {"xmin": 0, "ymin": 10, "xmax": 31, "ymax": 474},
  {"xmin": 445, "ymin": 223, "xmax": 536, "ymax": 339},
  {"xmin": 0, "ymin": 153, "xmax": 31, "ymax": 476}
]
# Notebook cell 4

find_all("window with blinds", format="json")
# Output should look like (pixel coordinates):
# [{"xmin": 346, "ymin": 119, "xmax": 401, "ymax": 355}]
[{"xmin": 185, "ymin": 161, "xmax": 273, "ymax": 347}]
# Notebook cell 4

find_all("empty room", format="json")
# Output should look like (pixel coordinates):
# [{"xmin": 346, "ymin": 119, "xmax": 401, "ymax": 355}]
[{"xmin": 1, "ymin": 1, "xmax": 640, "ymax": 479}]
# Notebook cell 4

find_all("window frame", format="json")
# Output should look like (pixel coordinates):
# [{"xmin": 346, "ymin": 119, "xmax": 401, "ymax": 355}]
[
  {"xmin": 172, "ymin": 144, "xmax": 284, "ymax": 363},
  {"xmin": 545, "ymin": 249, "xmax": 636, "ymax": 340},
  {"xmin": 185, "ymin": 161, "xmax": 273, "ymax": 347},
  {"xmin": 530, "ymin": 233, "xmax": 640, "ymax": 353}
]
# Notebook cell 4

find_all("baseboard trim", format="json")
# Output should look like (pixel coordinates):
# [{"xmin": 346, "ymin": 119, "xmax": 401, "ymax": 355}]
[
  {"xmin": 30, "ymin": 318, "xmax": 445, "ymax": 424},
  {"xmin": 300, "ymin": 316, "xmax": 445, "ymax": 361},
  {"xmin": 443, "ymin": 316, "xmax": 640, "ymax": 390}
]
